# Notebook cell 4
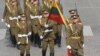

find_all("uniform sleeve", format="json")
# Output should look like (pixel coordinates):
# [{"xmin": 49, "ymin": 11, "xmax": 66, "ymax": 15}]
[
  {"xmin": 66, "ymin": 25, "xmax": 72, "ymax": 45},
  {"xmin": 66, "ymin": 25, "xmax": 72, "ymax": 38},
  {"xmin": 38, "ymin": 27, "xmax": 43, "ymax": 36},
  {"xmin": 15, "ymin": 23, "xmax": 20, "ymax": 42},
  {"xmin": 3, "ymin": 5, "xmax": 7, "ymax": 19},
  {"xmin": 80, "ymin": 24, "xmax": 84, "ymax": 44},
  {"xmin": 77, "ymin": 23, "xmax": 84, "ymax": 44},
  {"xmin": 27, "ymin": 22, "xmax": 32, "ymax": 33}
]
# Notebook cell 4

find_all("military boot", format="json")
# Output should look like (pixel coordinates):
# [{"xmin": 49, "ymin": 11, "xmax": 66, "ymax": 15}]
[
  {"xmin": 26, "ymin": 54, "xmax": 30, "ymax": 56},
  {"xmin": 42, "ymin": 50, "xmax": 46, "ymax": 56},
  {"xmin": 20, "ymin": 53, "xmax": 24, "ymax": 56},
  {"xmin": 50, "ymin": 53, "xmax": 54, "ymax": 56}
]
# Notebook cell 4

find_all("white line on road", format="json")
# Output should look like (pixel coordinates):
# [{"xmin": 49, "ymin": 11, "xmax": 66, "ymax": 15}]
[{"xmin": 83, "ymin": 25, "xmax": 93, "ymax": 36}]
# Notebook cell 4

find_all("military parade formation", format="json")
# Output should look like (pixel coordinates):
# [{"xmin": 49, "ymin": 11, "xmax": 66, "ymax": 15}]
[{"xmin": 2, "ymin": 0, "xmax": 84, "ymax": 56}]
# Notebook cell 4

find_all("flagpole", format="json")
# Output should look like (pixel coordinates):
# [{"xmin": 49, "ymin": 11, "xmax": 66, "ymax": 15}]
[{"xmin": 53, "ymin": 0, "xmax": 69, "ymax": 28}]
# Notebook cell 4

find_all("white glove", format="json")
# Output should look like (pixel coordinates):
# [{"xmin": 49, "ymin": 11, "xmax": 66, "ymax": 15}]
[
  {"xmin": 44, "ymin": 29, "xmax": 50, "ymax": 33},
  {"xmin": 83, "ymin": 44, "xmax": 84, "ymax": 47},
  {"xmin": 30, "ymin": 15, "xmax": 33, "ymax": 19},
  {"xmin": 44, "ymin": 29, "xmax": 53, "ymax": 33},
  {"xmin": 66, "ymin": 45, "xmax": 71, "ymax": 49},
  {"xmin": 44, "ymin": 24, "xmax": 49, "ymax": 28},
  {"xmin": 17, "ymin": 42, "xmax": 21, "ymax": 44},
  {"xmin": 28, "ymin": 32, "xmax": 32, "ymax": 36},
  {"xmin": 18, "ymin": 16, "xmax": 21, "ymax": 19},
  {"xmin": 40, "ymin": 35, "xmax": 43, "ymax": 39},
  {"xmin": 5, "ymin": 23, "xmax": 10, "ymax": 28},
  {"xmin": 1, "ymin": 19, "xmax": 4, "ymax": 22},
  {"xmin": 7, "ymin": 24, "xmax": 10, "ymax": 28},
  {"xmin": 9, "ymin": 17, "xmax": 13, "ymax": 20},
  {"xmin": 18, "ymin": 34, "xmax": 22, "ymax": 37}
]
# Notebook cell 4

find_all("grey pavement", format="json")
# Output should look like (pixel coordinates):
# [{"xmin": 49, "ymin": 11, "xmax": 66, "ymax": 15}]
[{"xmin": 0, "ymin": 0, "xmax": 100, "ymax": 56}]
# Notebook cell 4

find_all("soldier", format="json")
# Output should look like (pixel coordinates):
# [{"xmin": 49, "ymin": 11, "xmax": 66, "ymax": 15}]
[
  {"xmin": 3, "ymin": 0, "xmax": 22, "ymax": 47},
  {"xmin": 25, "ymin": 0, "xmax": 42, "ymax": 48},
  {"xmin": 39, "ymin": 9, "xmax": 56, "ymax": 56},
  {"xmin": 16, "ymin": 14, "xmax": 31, "ymax": 56},
  {"xmin": 66, "ymin": 15, "xmax": 84, "ymax": 56},
  {"xmin": 52, "ymin": 0, "xmax": 63, "ymax": 47},
  {"xmin": 42, "ymin": 0, "xmax": 52, "ymax": 10}
]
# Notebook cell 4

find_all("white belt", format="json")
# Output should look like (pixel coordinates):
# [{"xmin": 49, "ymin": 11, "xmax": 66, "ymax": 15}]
[
  {"xmin": 30, "ymin": 15, "xmax": 42, "ymax": 19},
  {"xmin": 18, "ymin": 34, "xmax": 28, "ymax": 37},
  {"xmin": 9, "ymin": 16, "xmax": 20, "ymax": 20},
  {"xmin": 44, "ymin": 29, "xmax": 53, "ymax": 33}
]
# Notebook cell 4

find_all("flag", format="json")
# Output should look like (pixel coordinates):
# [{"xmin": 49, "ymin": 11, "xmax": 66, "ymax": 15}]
[
  {"xmin": 48, "ymin": 0, "xmax": 70, "ymax": 30},
  {"xmin": 48, "ymin": 2, "xmax": 63, "ymax": 24}
]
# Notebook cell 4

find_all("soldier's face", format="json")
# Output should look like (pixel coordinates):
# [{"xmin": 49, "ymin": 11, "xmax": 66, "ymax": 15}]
[
  {"xmin": 70, "ymin": 11, "xmax": 77, "ymax": 16},
  {"xmin": 34, "ymin": 1, "xmax": 38, "ymax": 5},
  {"xmin": 50, "ymin": 0, "xmax": 52, "ymax": 2},
  {"xmin": 72, "ymin": 17, "xmax": 79, "ymax": 23},
  {"xmin": 70, "ymin": 13, "xmax": 77, "ymax": 16},
  {"xmin": 11, "ymin": 0, "xmax": 17, "ymax": 6},
  {"xmin": 43, "ymin": 11, "xmax": 49, "ymax": 18},
  {"xmin": 21, "ymin": 17, "xmax": 26, "ymax": 21},
  {"xmin": 31, "ymin": 0, "xmax": 38, "ymax": 5},
  {"xmin": 55, "ymin": 0, "xmax": 58, "ymax": 2}
]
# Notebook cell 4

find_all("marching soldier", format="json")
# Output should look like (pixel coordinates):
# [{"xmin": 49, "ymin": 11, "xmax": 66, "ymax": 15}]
[
  {"xmin": 16, "ymin": 14, "xmax": 31, "ymax": 56},
  {"xmin": 25, "ymin": 0, "xmax": 42, "ymax": 48},
  {"xmin": 66, "ymin": 15, "xmax": 84, "ymax": 56},
  {"xmin": 42, "ymin": 0, "xmax": 52, "ymax": 10},
  {"xmin": 3, "ymin": 0, "xmax": 22, "ymax": 47},
  {"xmin": 39, "ymin": 9, "xmax": 56, "ymax": 56},
  {"xmin": 52, "ymin": 0, "xmax": 63, "ymax": 47}
]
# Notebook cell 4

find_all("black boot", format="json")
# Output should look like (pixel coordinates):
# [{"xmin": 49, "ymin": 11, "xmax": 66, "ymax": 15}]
[
  {"xmin": 42, "ymin": 50, "xmax": 46, "ymax": 56},
  {"xmin": 26, "ymin": 54, "xmax": 30, "ymax": 56},
  {"xmin": 50, "ymin": 53, "xmax": 54, "ymax": 56},
  {"xmin": 20, "ymin": 53, "xmax": 24, "ymax": 56}
]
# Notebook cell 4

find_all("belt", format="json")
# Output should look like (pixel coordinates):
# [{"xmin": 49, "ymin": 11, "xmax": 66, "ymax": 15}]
[
  {"xmin": 18, "ymin": 34, "xmax": 28, "ymax": 37},
  {"xmin": 44, "ymin": 29, "xmax": 53, "ymax": 33},
  {"xmin": 71, "ymin": 37, "xmax": 80, "ymax": 39},
  {"xmin": 30, "ymin": 15, "xmax": 42, "ymax": 19},
  {"xmin": 9, "ymin": 16, "xmax": 19, "ymax": 20}
]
